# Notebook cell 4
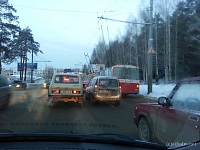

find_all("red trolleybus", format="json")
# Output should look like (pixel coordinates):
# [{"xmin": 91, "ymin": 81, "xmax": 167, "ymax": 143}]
[{"xmin": 102, "ymin": 65, "xmax": 140, "ymax": 96}]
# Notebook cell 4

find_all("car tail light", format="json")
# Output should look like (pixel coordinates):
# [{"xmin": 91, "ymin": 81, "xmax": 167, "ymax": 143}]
[
  {"xmin": 52, "ymin": 90, "xmax": 60, "ymax": 94},
  {"xmin": 94, "ymin": 85, "xmax": 98, "ymax": 92},
  {"xmin": 119, "ymin": 85, "xmax": 122, "ymax": 92},
  {"xmin": 73, "ymin": 90, "xmax": 80, "ymax": 94},
  {"xmin": 137, "ymin": 84, "xmax": 139, "ymax": 88}
]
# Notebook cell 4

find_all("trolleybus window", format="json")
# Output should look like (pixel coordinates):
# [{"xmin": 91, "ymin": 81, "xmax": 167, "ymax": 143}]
[{"xmin": 113, "ymin": 67, "xmax": 139, "ymax": 80}]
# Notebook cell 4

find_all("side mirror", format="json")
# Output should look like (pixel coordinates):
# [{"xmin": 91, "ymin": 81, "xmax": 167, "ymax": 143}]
[{"xmin": 158, "ymin": 97, "xmax": 167, "ymax": 106}]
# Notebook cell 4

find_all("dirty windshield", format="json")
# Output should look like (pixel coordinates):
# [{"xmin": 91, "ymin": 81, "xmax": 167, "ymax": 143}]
[{"xmin": 1, "ymin": 0, "xmax": 200, "ymax": 148}]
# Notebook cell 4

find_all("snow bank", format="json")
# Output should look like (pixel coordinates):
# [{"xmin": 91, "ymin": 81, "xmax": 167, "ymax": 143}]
[{"xmin": 139, "ymin": 84, "xmax": 176, "ymax": 99}]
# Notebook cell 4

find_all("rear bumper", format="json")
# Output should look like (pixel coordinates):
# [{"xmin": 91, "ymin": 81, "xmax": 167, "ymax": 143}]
[
  {"xmin": 48, "ymin": 94, "xmax": 83, "ymax": 103},
  {"xmin": 94, "ymin": 94, "xmax": 121, "ymax": 101}
]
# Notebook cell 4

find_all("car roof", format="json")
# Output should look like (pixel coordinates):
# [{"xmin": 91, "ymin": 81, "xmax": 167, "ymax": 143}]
[
  {"xmin": 53, "ymin": 73, "xmax": 81, "ymax": 76},
  {"xmin": 94, "ymin": 76, "xmax": 118, "ymax": 79},
  {"xmin": 181, "ymin": 76, "xmax": 200, "ymax": 83}
]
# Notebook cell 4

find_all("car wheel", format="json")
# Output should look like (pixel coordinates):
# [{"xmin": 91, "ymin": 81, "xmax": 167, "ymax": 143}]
[
  {"xmin": 114, "ymin": 101, "xmax": 120, "ymax": 106},
  {"xmin": 0, "ymin": 95, "xmax": 10, "ymax": 110},
  {"xmin": 79, "ymin": 102, "xmax": 83, "ymax": 107},
  {"xmin": 85, "ymin": 93, "xmax": 89, "ymax": 100},
  {"xmin": 90, "ymin": 96, "xmax": 95, "ymax": 105},
  {"xmin": 47, "ymin": 98, "xmax": 55, "ymax": 107},
  {"xmin": 138, "ymin": 117, "xmax": 152, "ymax": 142}
]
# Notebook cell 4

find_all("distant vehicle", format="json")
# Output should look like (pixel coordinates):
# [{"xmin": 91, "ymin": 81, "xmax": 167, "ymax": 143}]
[
  {"xmin": 85, "ymin": 76, "xmax": 121, "ymax": 106},
  {"xmin": 97, "ymin": 65, "xmax": 140, "ymax": 96},
  {"xmin": 9, "ymin": 80, "xmax": 27, "ymax": 90},
  {"xmin": 48, "ymin": 73, "xmax": 84, "ymax": 107},
  {"xmin": 134, "ymin": 76, "xmax": 200, "ymax": 144},
  {"xmin": 43, "ymin": 79, "xmax": 51, "ymax": 89},
  {"xmin": 0, "ymin": 75, "xmax": 11, "ymax": 109}
]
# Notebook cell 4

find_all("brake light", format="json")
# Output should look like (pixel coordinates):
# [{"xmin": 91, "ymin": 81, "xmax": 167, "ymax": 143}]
[
  {"xmin": 94, "ymin": 85, "xmax": 98, "ymax": 92},
  {"xmin": 52, "ymin": 90, "xmax": 60, "ymax": 94},
  {"xmin": 137, "ymin": 84, "xmax": 139, "ymax": 88},
  {"xmin": 63, "ymin": 78, "xmax": 70, "ymax": 82},
  {"xmin": 73, "ymin": 90, "xmax": 80, "ymax": 94}
]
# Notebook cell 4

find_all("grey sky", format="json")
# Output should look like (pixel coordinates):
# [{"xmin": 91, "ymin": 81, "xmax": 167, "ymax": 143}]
[{"xmin": 4, "ymin": 0, "xmax": 141, "ymax": 70}]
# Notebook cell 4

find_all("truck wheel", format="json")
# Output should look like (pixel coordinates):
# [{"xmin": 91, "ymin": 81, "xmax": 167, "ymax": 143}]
[{"xmin": 138, "ymin": 117, "xmax": 152, "ymax": 142}]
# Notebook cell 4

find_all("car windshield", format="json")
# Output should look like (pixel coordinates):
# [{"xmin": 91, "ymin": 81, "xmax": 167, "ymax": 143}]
[{"xmin": 1, "ymin": 0, "xmax": 200, "ymax": 149}]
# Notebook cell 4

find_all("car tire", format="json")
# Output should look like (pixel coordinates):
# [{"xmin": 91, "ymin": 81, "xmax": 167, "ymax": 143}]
[
  {"xmin": 138, "ymin": 117, "xmax": 152, "ymax": 142},
  {"xmin": 79, "ymin": 102, "xmax": 83, "ymax": 107},
  {"xmin": 47, "ymin": 98, "xmax": 55, "ymax": 107},
  {"xmin": 114, "ymin": 101, "xmax": 120, "ymax": 106},
  {"xmin": 0, "ymin": 95, "xmax": 10, "ymax": 110},
  {"xmin": 90, "ymin": 96, "xmax": 95, "ymax": 105}
]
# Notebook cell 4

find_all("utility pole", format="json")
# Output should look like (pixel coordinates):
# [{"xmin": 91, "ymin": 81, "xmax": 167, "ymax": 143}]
[
  {"xmin": 31, "ymin": 49, "xmax": 34, "ymax": 83},
  {"xmin": 147, "ymin": 0, "xmax": 154, "ymax": 94},
  {"xmin": 84, "ymin": 53, "xmax": 91, "ymax": 74},
  {"xmin": 101, "ymin": 25, "xmax": 108, "ymax": 67}
]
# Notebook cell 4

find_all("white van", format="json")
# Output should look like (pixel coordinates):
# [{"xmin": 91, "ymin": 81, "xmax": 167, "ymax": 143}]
[{"xmin": 48, "ymin": 73, "xmax": 84, "ymax": 106}]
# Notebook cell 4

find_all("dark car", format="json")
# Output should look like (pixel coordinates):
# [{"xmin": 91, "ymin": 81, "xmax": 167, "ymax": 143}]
[
  {"xmin": 43, "ymin": 79, "xmax": 51, "ymax": 89},
  {"xmin": 85, "ymin": 76, "xmax": 121, "ymax": 106},
  {"xmin": 0, "ymin": 75, "xmax": 11, "ymax": 109},
  {"xmin": 10, "ymin": 80, "xmax": 27, "ymax": 90},
  {"xmin": 134, "ymin": 76, "xmax": 200, "ymax": 144}
]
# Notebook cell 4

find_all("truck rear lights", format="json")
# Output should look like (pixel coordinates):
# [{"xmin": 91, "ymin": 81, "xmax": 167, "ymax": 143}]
[
  {"xmin": 72, "ymin": 90, "xmax": 80, "ymax": 94},
  {"xmin": 52, "ymin": 90, "xmax": 60, "ymax": 94}
]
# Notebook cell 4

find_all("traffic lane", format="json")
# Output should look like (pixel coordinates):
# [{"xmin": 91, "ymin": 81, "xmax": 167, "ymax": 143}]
[{"xmin": 0, "ymin": 88, "xmax": 154, "ymax": 140}]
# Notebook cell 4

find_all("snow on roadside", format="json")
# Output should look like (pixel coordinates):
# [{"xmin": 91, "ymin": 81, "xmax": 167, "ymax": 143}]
[{"xmin": 139, "ymin": 84, "xmax": 176, "ymax": 99}]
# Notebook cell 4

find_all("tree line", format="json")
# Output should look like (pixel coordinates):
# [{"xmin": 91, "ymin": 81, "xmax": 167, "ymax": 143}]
[
  {"xmin": 89, "ymin": 0, "xmax": 200, "ymax": 83},
  {"xmin": 0, "ymin": 0, "xmax": 42, "ymax": 81}
]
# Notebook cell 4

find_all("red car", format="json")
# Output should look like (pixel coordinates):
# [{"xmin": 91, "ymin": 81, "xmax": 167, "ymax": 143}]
[{"xmin": 134, "ymin": 77, "xmax": 200, "ymax": 144}]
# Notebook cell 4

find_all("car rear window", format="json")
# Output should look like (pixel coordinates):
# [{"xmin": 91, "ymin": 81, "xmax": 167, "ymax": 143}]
[
  {"xmin": 54, "ymin": 75, "xmax": 79, "ymax": 84},
  {"xmin": 99, "ymin": 79, "xmax": 118, "ymax": 87}
]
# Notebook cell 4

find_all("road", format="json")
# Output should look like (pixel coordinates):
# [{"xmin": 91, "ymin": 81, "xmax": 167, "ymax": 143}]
[{"xmin": 0, "ymin": 84, "xmax": 156, "ymax": 140}]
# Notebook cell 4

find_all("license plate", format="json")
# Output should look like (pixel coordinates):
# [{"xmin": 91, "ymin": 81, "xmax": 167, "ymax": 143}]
[
  {"xmin": 99, "ymin": 90, "xmax": 110, "ymax": 94},
  {"xmin": 61, "ymin": 90, "xmax": 72, "ymax": 94}
]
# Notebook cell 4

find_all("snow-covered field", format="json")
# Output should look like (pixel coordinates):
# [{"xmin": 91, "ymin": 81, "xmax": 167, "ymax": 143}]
[{"xmin": 139, "ymin": 84, "xmax": 176, "ymax": 99}]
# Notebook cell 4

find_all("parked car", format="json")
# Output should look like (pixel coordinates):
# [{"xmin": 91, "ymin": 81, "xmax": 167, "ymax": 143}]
[
  {"xmin": 48, "ymin": 73, "xmax": 84, "ymax": 106},
  {"xmin": 0, "ymin": 75, "xmax": 11, "ymax": 109},
  {"xmin": 43, "ymin": 79, "xmax": 51, "ymax": 89},
  {"xmin": 134, "ymin": 76, "xmax": 200, "ymax": 144},
  {"xmin": 85, "ymin": 76, "xmax": 121, "ymax": 106},
  {"xmin": 9, "ymin": 80, "xmax": 27, "ymax": 90}
]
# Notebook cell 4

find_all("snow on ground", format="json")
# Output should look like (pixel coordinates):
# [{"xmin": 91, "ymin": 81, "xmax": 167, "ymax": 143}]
[{"xmin": 139, "ymin": 84, "xmax": 176, "ymax": 99}]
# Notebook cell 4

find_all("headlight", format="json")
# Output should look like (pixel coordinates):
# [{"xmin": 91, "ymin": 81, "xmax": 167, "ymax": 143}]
[
  {"xmin": 9, "ymin": 85, "xmax": 12, "ymax": 87},
  {"xmin": 43, "ymin": 83, "xmax": 47, "ymax": 86},
  {"xmin": 16, "ymin": 85, "xmax": 21, "ymax": 87}
]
